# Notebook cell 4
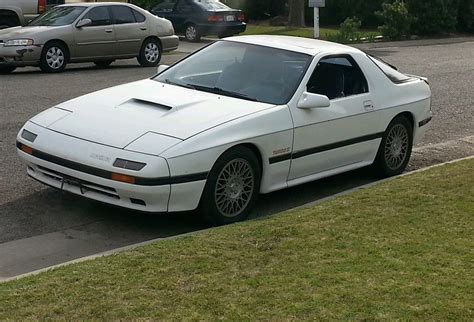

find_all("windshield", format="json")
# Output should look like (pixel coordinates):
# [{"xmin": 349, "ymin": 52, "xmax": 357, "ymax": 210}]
[
  {"xmin": 154, "ymin": 41, "xmax": 311, "ymax": 105},
  {"xmin": 28, "ymin": 6, "xmax": 85, "ymax": 26},
  {"xmin": 193, "ymin": 0, "xmax": 230, "ymax": 10}
]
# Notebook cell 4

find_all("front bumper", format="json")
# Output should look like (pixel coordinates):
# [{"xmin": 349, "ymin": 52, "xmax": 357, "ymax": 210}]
[
  {"xmin": 0, "ymin": 44, "xmax": 42, "ymax": 66},
  {"xmin": 159, "ymin": 35, "xmax": 179, "ymax": 52},
  {"xmin": 17, "ymin": 122, "xmax": 173, "ymax": 212}
]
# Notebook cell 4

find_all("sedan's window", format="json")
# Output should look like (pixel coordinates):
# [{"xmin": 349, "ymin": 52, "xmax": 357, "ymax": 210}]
[
  {"xmin": 83, "ymin": 6, "xmax": 112, "ymax": 26},
  {"xmin": 152, "ymin": 1, "xmax": 177, "ymax": 13},
  {"xmin": 132, "ymin": 9, "xmax": 146, "ymax": 22},
  {"xmin": 155, "ymin": 41, "xmax": 312, "ymax": 105},
  {"xmin": 307, "ymin": 56, "xmax": 369, "ymax": 100},
  {"xmin": 368, "ymin": 55, "xmax": 414, "ymax": 83},
  {"xmin": 111, "ymin": 6, "xmax": 136, "ymax": 24},
  {"xmin": 193, "ymin": 0, "xmax": 230, "ymax": 10},
  {"xmin": 176, "ymin": 1, "xmax": 194, "ymax": 13},
  {"xmin": 28, "ymin": 6, "xmax": 85, "ymax": 26}
]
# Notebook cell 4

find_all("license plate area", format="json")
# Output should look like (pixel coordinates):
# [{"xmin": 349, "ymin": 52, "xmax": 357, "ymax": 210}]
[{"xmin": 225, "ymin": 15, "xmax": 235, "ymax": 22}]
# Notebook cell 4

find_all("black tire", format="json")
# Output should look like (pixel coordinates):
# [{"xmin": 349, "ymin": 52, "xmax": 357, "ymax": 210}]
[
  {"xmin": 94, "ymin": 60, "xmax": 114, "ymax": 68},
  {"xmin": 184, "ymin": 23, "xmax": 201, "ymax": 42},
  {"xmin": 39, "ymin": 41, "xmax": 68, "ymax": 73},
  {"xmin": 137, "ymin": 38, "xmax": 162, "ymax": 67},
  {"xmin": 0, "ymin": 66, "xmax": 16, "ymax": 74},
  {"xmin": 373, "ymin": 115, "xmax": 413, "ymax": 177},
  {"xmin": 200, "ymin": 146, "xmax": 261, "ymax": 226}
]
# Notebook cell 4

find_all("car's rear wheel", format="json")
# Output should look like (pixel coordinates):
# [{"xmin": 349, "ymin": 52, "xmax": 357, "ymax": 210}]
[
  {"xmin": 374, "ymin": 115, "xmax": 413, "ymax": 177},
  {"xmin": 39, "ymin": 42, "xmax": 68, "ymax": 73},
  {"xmin": 94, "ymin": 60, "xmax": 114, "ymax": 68},
  {"xmin": 137, "ymin": 38, "xmax": 162, "ymax": 67},
  {"xmin": 0, "ymin": 66, "xmax": 16, "ymax": 74},
  {"xmin": 184, "ymin": 23, "xmax": 201, "ymax": 42},
  {"xmin": 201, "ymin": 146, "xmax": 261, "ymax": 226}
]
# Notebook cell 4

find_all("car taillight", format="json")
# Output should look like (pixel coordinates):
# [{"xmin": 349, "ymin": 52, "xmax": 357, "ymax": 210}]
[
  {"xmin": 208, "ymin": 15, "xmax": 224, "ymax": 23},
  {"xmin": 38, "ymin": 0, "xmax": 46, "ymax": 13},
  {"xmin": 238, "ymin": 13, "xmax": 246, "ymax": 22}
]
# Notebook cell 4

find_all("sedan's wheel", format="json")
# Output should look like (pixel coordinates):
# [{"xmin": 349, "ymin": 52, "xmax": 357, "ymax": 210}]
[
  {"xmin": 184, "ymin": 24, "xmax": 201, "ymax": 42},
  {"xmin": 201, "ymin": 147, "xmax": 261, "ymax": 226},
  {"xmin": 374, "ymin": 115, "xmax": 413, "ymax": 177},
  {"xmin": 137, "ymin": 38, "xmax": 162, "ymax": 67},
  {"xmin": 0, "ymin": 66, "xmax": 16, "ymax": 74},
  {"xmin": 40, "ymin": 42, "xmax": 68, "ymax": 73}
]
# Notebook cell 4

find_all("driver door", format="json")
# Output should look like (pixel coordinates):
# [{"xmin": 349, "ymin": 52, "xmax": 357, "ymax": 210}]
[
  {"xmin": 288, "ymin": 55, "xmax": 381, "ymax": 181},
  {"xmin": 74, "ymin": 6, "xmax": 116, "ymax": 58}
]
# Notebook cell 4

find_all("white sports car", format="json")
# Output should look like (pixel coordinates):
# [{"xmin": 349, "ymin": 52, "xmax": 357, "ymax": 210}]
[{"xmin": 17, "ymin": 35, "xmax": 432, "ymax": 225}]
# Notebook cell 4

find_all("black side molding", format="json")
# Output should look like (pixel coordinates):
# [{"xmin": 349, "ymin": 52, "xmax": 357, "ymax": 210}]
[{"xmin": 269, "ymin": 132, "xmax": 384, "ymax": 164}]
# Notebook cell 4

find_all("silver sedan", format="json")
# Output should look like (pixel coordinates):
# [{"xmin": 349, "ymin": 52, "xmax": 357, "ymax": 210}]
[{"xmin": 0, "ymin": 3, "xmax": 179, "ymax": 73}]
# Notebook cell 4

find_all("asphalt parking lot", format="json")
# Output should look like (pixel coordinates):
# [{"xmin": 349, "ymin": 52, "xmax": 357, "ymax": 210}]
[{"xmin": 1, "ymin": 39, "xmax": 473, "ymax": 279}]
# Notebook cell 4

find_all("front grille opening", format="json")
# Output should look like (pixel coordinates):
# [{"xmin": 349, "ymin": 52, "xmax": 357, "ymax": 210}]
[
  {"xmin": 130, "ymin": 198, "xmax": 146, "ymax": 206},
  {"xmin": 27, "ymin": 166, "xmax": 35, "ymax": 172},
  {"xmin": 36, "ymin": 166, "xmax": 120, "ymax": 199}
]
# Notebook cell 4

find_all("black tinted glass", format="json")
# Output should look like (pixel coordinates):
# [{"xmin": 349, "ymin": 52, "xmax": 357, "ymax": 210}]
[
  {"xmin": 132, "ymin": 9, "xmax": 146, "ymax": 22},
  {"xmin": 83, "ymin": 7, "xmax": 112, "ymax": 26},
  {"xmin": 308, "ymin": 56, "xmax": 368, "ymax": 99},
  {"xmin": 152, "ymin": 1, "xmax": 176, "ymax": 12},
  {"xmin": 111, "ymin": 6, "xmax": 136, "ymax": 24},
  {"xmin": 193, "ymin": 0, "xmax": 230, "ymax": 10},
  {"xmin": 368, "ymin": 55, "xmax": 413, "ymax": 83}
]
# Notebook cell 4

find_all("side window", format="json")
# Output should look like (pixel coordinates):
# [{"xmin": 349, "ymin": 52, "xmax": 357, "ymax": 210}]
[
  {"xmin": 132, "ymin": 9, "xmax": 146, "ymax": 23},
  {"xmin": 152, "ymin": 0, "xmax": 177, "ymax": 13},
  {"xmin": 176, "ymin": 0, "xmax": 194, "ymax": 13},
  {"xmin": 111, "ymin": 6, "xmax": 136, "ymax": 24},
  {"xmin": 307, "ymin": 56, "xmax": 368, "ymax": 100},
  {"xmin": 83, "ymin": 6, "xmax": 112, "ymax": 26}
]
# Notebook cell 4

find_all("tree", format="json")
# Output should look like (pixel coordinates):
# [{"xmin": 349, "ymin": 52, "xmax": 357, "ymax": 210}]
[{"xmin": 288, "ymin": 0, "xmax": 305, "ymax": 27}]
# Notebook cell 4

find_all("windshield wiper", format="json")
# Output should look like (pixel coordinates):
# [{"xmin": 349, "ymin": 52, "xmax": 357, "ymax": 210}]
[
  {"xmin": 163, "ymin": 79, "xmax": 195, "ymax": 89},
  {"xmin": 187, "ymin": 84, "xmax": 259, "ymax": 102}
]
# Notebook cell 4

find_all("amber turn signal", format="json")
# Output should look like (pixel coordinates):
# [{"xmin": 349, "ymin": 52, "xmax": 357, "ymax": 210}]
[
  {"xmin": 20, "ymin": 143, "xmax": 33, "ymax": 155},
  {"xmin": 111, "ymin": 172, "xmax": 136, "ymax": 184}
]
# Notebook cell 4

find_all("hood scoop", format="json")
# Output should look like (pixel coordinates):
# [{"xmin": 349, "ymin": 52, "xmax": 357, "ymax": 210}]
[{"xmin": 120, "ymin": 98, "xmax": 173, "ymax": 111}]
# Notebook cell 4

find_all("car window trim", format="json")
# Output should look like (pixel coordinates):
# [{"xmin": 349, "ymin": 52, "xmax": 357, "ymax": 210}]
[
  {"xmin": 79, "ymin": 5, "xmax": 113, "ymax": 27},
  {"xmin": 307, "ymin": 53, "xmax": 370, "ymax": 100}
]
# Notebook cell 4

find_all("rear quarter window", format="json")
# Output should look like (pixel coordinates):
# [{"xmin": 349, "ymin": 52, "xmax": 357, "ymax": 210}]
[{"xmin": 368, "ymin": 55, "xmax": 414, "ymax": 84}]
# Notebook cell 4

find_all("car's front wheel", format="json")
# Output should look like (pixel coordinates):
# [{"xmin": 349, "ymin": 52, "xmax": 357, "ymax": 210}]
[
  {"xmin": 201, "ymin": 146, "xmax": 261, "ymax": 226},
  {"xmin": 137, "ymin": 38, "xmax": 162, "ymax": 67},
  {"xmin": 39, "ymin": 42, "xmax": 68, "ymax": 73},
  {"xmin": 184, "ymin": 23, "xmax": 201, "ymax": 42},
  {"xmin": 374, "ymin": 115, "xmax": 413, "ymax": 177}
]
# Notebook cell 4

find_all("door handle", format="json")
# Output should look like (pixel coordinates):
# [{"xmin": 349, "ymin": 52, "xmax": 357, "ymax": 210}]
[
  {"xmin": 363, "ymin": 100, "xmax": 374, "ymax": 111},
  {"xmin": 140, "ymin": 27, "xmax": 147, "ymax": 31},
  {"xmin": 105, "ymin": 29, "xmax": 113, "ymax": 33}
]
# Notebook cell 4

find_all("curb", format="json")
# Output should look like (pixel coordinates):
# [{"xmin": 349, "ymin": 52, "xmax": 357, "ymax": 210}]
[{"xmin": 1, "ymin": 155, "xmax": 473, "ymax": 284}]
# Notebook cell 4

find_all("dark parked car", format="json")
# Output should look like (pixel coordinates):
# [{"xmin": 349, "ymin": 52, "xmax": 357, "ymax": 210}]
[{"xmin": 151, "ymin": 0, "xmax": 246, "ymax": 42}]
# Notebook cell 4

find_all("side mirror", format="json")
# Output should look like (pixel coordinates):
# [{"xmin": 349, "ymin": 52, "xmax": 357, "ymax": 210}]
[
  {"xmin": 297, "ymin": 92, "xmax": 330, "ymax": 109},
  {"xmin": 76, "ymin": 18, "xmax": 92, "ymax": 28},
  {"xmin": 157, "ymin": 64, "xmax": 170, "ymax": 74}
]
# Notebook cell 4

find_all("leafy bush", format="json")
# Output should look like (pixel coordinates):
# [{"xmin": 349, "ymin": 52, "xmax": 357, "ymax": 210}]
[
  {"xmin": 319, "ymin": 0, "xmax": 386, "ymax": 27},
  {"xmin": 457, "ymin": 0, "xmax": 474, "ymax": 32},
  {"xmin": 340, "ymin": 16, "xmax": 362, "ymax": 42},
  {"xmin": 406, "ymin": 0, "xmax": 460, "ymax": 34},
  {"xmin": 376, "ymin": 1, "xmax": 411, "ymax": 40}
]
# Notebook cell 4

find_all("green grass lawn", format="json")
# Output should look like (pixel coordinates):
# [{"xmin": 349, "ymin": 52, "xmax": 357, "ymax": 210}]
[
  {"xmin": 0, "ymin": 159, "xmax": 473, "ymax": 319},
  {"xmin": 241, "ymin": 24, "xmax": 380, "ymax": 41}
]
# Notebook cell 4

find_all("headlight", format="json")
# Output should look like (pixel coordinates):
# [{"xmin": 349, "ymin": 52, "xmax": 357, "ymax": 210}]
[{"xmin": 4, "ymin": 39, "xmax": 34, "ymax": 47}]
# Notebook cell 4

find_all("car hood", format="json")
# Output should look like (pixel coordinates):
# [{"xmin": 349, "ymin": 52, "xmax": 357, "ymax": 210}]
[
  {"xmin": 31, "ymin": 79, "xmax": 273, "ymax": 149},
  {"xmin": 0, "ymin": 26, "xmax": 56, "ymax": 39}
]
